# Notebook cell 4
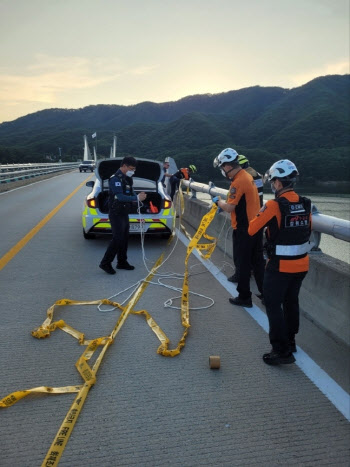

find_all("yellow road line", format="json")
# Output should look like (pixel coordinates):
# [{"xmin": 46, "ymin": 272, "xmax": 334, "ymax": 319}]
[{"xmin": 0, "ymin": 175, "xmax": 93, "ymax": 271}]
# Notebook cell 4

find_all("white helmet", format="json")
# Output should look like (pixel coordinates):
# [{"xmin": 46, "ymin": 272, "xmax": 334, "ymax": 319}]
[
  {"xmin": 265, "ymin": 159, "xmax": 299, "ymax": 182},
  {"xmin": 213, "ymin": 148, "xmax": 238, "ymax": 168}
]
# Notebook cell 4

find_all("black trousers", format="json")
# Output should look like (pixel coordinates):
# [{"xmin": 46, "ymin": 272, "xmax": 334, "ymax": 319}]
[
  {"xmin": 234, "ymin": 229, "xmax": 265, "ymax": 299},
  {"xmin": 169, "ymin": 176, "xmax": 180, "ymax": 200},
  {"xmin": 263, "ymin": 269, "xmax": 307, "ymax": 353},
  {"xmin": 100, "ymin": 211, "xmax": 129, "ymax": 266}
]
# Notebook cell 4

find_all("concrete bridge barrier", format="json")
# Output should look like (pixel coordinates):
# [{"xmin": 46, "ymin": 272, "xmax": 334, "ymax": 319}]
[{"xmin": 182, "ymin": 195, "xmax": 350, "ymax": 348}]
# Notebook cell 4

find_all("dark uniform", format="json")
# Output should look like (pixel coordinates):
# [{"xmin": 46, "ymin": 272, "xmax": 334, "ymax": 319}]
[
  {"xmin": 249, "ymin": 190, "xmax": 312, "ymax": 354},
  {"xmin": 161, "ymin": 165, "xmax": 171, "ymax": 188},
  {"xmin": 161, "ymin": 167, "xmax": 167, "ymax": 187},
  {"xmin": 227, "ymin": 169, "xmax": 265, "ymax": 302},
  {"xmin": 169, "ymin": 168, "xmax": 190, "ymax": 200},
  {"xmin": 100, "ymin": 169, "xmax": 137, "ymax": 268},
  {"xmin": 231, "ymin": 165, "xmax": 264, "ymax": 282}
]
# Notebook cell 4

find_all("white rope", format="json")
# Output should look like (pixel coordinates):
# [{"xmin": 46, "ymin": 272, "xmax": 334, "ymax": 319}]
[{"xmin": 98, "ymin": 191, "xmax": 216, "ymax": 313}]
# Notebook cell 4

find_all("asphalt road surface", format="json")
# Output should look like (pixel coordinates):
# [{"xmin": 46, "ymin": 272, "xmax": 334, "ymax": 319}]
[{"xmin": 1, "ymin": 171, "xmax": 349, "ymax": 466}]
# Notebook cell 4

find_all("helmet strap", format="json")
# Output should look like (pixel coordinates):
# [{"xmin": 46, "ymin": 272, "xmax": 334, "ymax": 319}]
[{"xmin": 226, "ymin": 165, "xmax": 241, "ymax": 176}]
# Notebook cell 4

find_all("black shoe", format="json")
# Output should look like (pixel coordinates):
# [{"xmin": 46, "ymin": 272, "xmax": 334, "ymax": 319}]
[
  {"xmin": 117, "ymin": 262, "xmax": 135, "ymax": 270},
  {"xmin": 227, "ymin": 274, "xmax": 239, "ymax": 283},
  {"xmin": 263, "ymin": 350, "xmax": 296, "ymax": 365},
  {"xmin": 229, "ymin": 296, "xmax": 252, "ymax": 308},
  {"xmin": 256, "ymin": 294, "xmax": 265, "ymax": 306},
  {"xmin": 289, "ymin": 340, "xmax": 297, "ymax": 353},
  {"xmin": 99, "ymin": 263, "xmax": 116, "ymax": 275}
]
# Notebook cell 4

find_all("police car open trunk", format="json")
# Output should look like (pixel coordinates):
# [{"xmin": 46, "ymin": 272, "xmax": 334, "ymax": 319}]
[{"xmin": 97, "ymin": 158, "xmax": 164, "ymax": 214}]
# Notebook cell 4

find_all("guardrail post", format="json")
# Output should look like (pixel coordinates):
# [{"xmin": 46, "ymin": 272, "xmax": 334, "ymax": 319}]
[{"xmin": 189, "ymin": 178, "xmax": 197, "ymax": 199}]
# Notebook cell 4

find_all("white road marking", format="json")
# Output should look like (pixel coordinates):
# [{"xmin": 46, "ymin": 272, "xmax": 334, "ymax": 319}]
[{"xmin": 177, "ymin": 229, "xmax": 350, "ymax": 422}]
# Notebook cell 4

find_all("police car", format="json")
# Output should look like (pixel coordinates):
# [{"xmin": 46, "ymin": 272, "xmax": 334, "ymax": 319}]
[{"xmin": 82, "ymin": 158, "xmax": 175, "ymax": 239}]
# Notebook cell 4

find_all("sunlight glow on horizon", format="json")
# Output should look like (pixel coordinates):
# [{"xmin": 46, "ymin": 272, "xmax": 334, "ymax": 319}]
[{"xmin": 0, "ymin": 0, "xmax": 348, "ymax": 124}]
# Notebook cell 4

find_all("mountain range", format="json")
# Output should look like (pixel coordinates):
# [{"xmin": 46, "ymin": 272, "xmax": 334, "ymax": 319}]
[{"xmin": 0, "ymin": 74, "xmax": 349, "ymax": 186}]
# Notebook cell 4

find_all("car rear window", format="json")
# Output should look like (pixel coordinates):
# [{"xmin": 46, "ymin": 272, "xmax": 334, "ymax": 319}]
[{"xmin": 133, "ymin": 178, "xmax": 156, "ymax": 190}]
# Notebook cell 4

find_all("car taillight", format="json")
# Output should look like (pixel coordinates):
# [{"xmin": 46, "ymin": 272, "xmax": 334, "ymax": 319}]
[
  {"xmin": 87, "ymin": 198, "xmax": 97, "ymax": 208},
  {"xmin": 163, "ymin": 200, "xmax": 172, "ymax": 209}
]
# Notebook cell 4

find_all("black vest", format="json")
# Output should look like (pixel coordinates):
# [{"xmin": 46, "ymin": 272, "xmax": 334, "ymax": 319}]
[
  {"xmin": 266, "ymin": 195, "xmax": 312, "ymax": 259},
  {"xmin": 109, "ymin": 171, "xmax": 134, "ymax": 214}
]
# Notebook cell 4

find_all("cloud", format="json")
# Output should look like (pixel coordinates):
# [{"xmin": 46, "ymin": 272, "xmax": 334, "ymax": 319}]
[
  {"xmin": 290, "ymin": 60, "xmax": 349, "ymax": 86},
  {"xmin": 129, "ymin": 65, "xmax": 159, "ymax": 76},
  {"xmin": 0, "ymin": 54, "xmax": 156, "ymax": 105}
]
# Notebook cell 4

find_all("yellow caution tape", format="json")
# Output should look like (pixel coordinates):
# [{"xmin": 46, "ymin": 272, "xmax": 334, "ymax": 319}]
[
  {"xmin": 40, "ymin": 254, "xmax": 164, "ymax": 466},
  {"xmin": 0, "ymin": 385, "xmax": 82, "ymax": 408},
  {"xmin": 153, "ymin": 186, "xmax": 218, "ymax": 356},
  {"xmin": 41, "ymin": 382, "xmax": 91, "ymax": 467},
  {"xmin": 1, "ymin": 196, "xmax": 218, "ymax": 464}
]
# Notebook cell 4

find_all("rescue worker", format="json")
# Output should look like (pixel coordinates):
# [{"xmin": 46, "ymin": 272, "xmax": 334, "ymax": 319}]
[
  {"xmin": 212, "ymin": 148, "xmax": 265, "ymax": 307},
  {"xmin": 238, "ymin": 155, "xmax": 264, "ymax": 207},
  {"xmin": 248, "ymin": 160, "xmax": 312, "ymax": 365},
  {"xmin": 169, "ymin": 164, "xmax": 197, "ymax": 200},
  {"xmin": 161, "ymin": 158, "xmax": 173, "ymax": 188},
  {"xmin": 228, "ymin": 155, "xmax": 265, "ymax": 284},
  {"xmin": 99, "ymin": 156, "xmax": 147, "ymax": 274}
]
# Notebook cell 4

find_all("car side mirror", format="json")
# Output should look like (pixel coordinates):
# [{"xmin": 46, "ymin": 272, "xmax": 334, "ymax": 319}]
[{"xmin": 86, "ymin": 181, "xmax": 94, "ymax": 187}]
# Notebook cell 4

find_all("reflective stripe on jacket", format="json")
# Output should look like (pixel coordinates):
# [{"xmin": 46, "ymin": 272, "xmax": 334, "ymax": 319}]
[{"xmin": 248, "ymin": 191, "xmax": 312, "ymax": 273}]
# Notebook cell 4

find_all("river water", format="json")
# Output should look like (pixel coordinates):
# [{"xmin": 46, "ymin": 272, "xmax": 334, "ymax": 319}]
[{"xmin": 195, "ymin": 192, "xmax": 350, "ymax": 265}]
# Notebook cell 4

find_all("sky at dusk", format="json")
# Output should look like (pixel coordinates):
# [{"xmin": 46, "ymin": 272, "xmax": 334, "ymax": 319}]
[{"xmin": 0, "ymin": 0, "xmax": 348, "ymax": 124}]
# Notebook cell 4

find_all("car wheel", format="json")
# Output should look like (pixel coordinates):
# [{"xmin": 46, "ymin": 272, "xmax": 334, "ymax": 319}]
[
  {"xmin": 161, "ymin": 232, "xmax": 172, "ymax": 239},
  {"xmin": 83, "ymin": 229, "xmax": 96, "ymax": 239},
  {"xmin": 79, "ymin": 169, "xmax": 82, "ymax": 172}
]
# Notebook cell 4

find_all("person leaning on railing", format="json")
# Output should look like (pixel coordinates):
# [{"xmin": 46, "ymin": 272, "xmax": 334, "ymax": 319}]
[
  {"xmin": 169, "ymin": 164, "xmax": 197, "ymax": 200},
  {"xmin": 248, "ymin": 159, "xmax": 313, "ymax": 366},
  {"xmin": 227, "ymin": 155, "xmax": 265, "ymax": 284},
  {"xmin": 212, "ymin": 148, "xmax": 265, "ymax": 308}
]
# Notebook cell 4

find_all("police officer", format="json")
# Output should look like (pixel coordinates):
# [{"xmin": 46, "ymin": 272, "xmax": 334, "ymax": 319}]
[
  {"xmin": 161, "ymin": 158, "xmax": 173, "ymax": 188},
  {"xmin": 228, "ymin": 155, "xmax": 265, "ymax": 284},
  {"xmin": 99, "ymin": 156, "xmax": 147, "ymax": 274},
  {"xmin": 248, "ymin": 160, "xmax": 312, "ymax": 365},
  {"xmin": 169, "ymin": 165, "xmax": 197, "ymax": 200},
  {"xmin": 213, "ymin": 148, "xmax": 265, "ymax": 308}
]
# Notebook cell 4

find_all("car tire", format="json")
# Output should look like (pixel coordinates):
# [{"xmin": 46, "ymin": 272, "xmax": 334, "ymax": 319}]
[
  {"xmin": 83, "ymin": 229, "xmax": 96, "ymax": 239},
  {"xmin": 161, "ymin": 232, "xmax": 172, "ymax": 239}
]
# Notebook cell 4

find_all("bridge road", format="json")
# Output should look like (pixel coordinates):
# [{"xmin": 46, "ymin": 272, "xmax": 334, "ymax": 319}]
[{"xmin": 0, "ymin": 172, "xmax": 349, "ymax": 466}]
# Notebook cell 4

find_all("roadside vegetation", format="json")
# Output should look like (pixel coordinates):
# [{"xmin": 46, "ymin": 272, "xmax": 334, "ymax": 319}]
[{"xmin": 0, "ymin": 75, "xmax": 349, "ymax": 191}]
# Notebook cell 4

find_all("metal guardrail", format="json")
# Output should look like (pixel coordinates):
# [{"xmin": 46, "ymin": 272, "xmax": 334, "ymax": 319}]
[
  {"xmin": 182, "ymin": 179, "xmax": 350, "ymax": 244},
  {"xmin": 0, "ymin": 163, "xmax": 79, "ymax": 184}
]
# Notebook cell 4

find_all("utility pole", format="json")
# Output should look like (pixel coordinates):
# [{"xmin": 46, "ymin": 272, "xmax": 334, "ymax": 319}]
[{"xmin": 58, "ymin": 147, "xmax": 62, "ymax": 161}]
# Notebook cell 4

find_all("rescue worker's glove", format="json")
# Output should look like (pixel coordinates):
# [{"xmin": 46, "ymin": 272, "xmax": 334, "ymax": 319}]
[{"xmin": 212, "ymin": 196, "xmax": 222, "ymax": 213}]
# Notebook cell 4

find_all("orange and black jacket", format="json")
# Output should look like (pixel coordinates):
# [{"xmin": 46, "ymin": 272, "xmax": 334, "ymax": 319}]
[
  {"xmin": 174, "ymin": 168, "xmax": 190, "ymax": 180},
  {"xmin": 227, "ymin": 169, "xmax": 261, "ymax": 230},
  {"xmin": 248, "ymin": 191, "xmax": 312, "ymax": 273}
]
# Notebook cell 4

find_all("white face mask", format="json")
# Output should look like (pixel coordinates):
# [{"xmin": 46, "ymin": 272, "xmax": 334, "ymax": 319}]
[
  {"xmin": 220, "ymin": 168, "xmax": 227, "ymax": 178},
  {"xmin": 126, "ymin": 170, "xmax": 135, "ymax": 177},
  {"xmin": 270, "ymin": 182, "xmax": 276, "ymax": 193}
]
